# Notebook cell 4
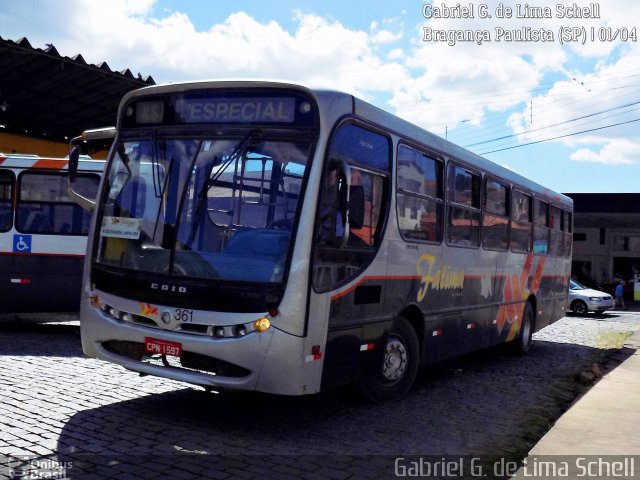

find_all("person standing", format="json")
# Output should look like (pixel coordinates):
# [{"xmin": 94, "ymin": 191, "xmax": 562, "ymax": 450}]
[{"xmin": 615, "ymin": 280, "xmax": 626, "ymax": 310}]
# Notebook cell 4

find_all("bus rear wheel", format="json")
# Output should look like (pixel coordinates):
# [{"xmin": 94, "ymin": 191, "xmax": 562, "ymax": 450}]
[
  {"xmin": 361, "ymin": 316, "xmax": 419, "ymax": 402},
  {"xmin": 510, "ymin": 301, "xmax": 534, "ymax": 355}
]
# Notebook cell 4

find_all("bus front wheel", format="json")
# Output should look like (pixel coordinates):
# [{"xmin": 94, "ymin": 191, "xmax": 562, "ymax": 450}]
[{"xmin": 361, "ymin": 316, "xmax": 419, "ymax": 402}]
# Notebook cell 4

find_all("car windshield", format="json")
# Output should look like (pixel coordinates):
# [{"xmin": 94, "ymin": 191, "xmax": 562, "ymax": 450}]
[
  {"xmin": 569, "ymin": 279, "xmax": 586, "ymax": 290},
  {"xmin": 95, "ymin": 132, "xmax": 314, "ymax": 283}
]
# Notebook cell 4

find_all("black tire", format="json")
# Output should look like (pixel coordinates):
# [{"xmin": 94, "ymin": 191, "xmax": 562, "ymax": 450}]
[
  {"xmin": 510, "ymin": 301, "xmax": 534, "ymax": 355},
  {"xmin": 361, "ymin": 316, "xmax": 419, "ymax": 402},
  {"xmin": 571, "ymin": 300, "xmax": 588, "ymax": 316}
]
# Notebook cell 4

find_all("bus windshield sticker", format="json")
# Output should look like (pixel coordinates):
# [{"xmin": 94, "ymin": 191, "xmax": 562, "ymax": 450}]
[{"xmin": 100, "ymin": 216, "xmax": 142, "ymax": 240}]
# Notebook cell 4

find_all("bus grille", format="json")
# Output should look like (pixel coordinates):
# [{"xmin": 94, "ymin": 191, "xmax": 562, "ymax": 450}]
[
  {"xmin": 101, "ymin": 340, "xmax": 250, "ymax": 378},
  {"xmin": 103, "ymin": 340, "xmax": 146, "ymax": 360}
]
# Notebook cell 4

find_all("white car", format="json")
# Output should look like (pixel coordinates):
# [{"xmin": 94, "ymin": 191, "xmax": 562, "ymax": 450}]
[{"xmin": 568, "ymin": 279, "xmax": 615, "ymax": 315}]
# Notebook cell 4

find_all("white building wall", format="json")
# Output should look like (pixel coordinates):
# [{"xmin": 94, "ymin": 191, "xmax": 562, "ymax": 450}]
[{"xmin": 572, "ymin": 227, "xmax": 640, "ymax": 290}]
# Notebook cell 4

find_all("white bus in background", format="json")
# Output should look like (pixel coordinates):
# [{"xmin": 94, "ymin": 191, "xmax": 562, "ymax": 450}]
[
  {"xmin": 69, "ymin": 81, "xmax": 572, "ymax": 401},
  {"xmin": 0, "ymin": 154, "xmax": 103, "ymax": 316}
]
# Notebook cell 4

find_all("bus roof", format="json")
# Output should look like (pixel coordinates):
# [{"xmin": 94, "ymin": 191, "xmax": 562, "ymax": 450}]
[
  {"xmin": 351, "ymin": 97, "xmax": 573, "ymax": 209},
  {"xmin": 0, "ymin": 153, "xmax": 105, "ymax": 173},
  {"xmin": 118, "ymin": 80, "xmax": 572, "ymax": 209}
]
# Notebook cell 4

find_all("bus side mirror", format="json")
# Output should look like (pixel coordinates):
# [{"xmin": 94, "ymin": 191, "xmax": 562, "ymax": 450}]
[
  {"xmin": 348, "ymin": 185, "xmax": 365, "ymax": 229},
  {"xmin": 67, "ymin": 127, "xmax": 116, "ymax": 212},
  {"xmin": 67, "ymin": 142, "xmax": 95, "ymax": 212},
  {"xmin": 68, "ymin": 145, "xmax": 80, "ymax": 183}
]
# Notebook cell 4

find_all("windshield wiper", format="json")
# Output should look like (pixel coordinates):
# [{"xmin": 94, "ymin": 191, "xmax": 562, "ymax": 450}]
[{"xmin": 184, "ymin": 129, "xmax": 263, "ymax": 249}]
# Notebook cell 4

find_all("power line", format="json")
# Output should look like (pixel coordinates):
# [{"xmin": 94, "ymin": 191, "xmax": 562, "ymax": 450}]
[
  {"xmin": 481, "ymin": 106, "xmax": 640, "ymax": 152},
  {"xmin": 392, "ymin": 69, "xmax": 640, "ymax": 109},
  {"xmin": 477, "ymin": 118, "xmax": 640, "ymax": 155},
  {"xmin": 448, "ymin": 82, "xmax": 640, "ymax": 146},
  {"xmin": 465, "ymin": 100, "xmax": 640, "ymax": 148}
]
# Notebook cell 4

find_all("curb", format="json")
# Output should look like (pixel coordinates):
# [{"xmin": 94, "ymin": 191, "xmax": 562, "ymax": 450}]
[{"xmin": 624, "ymin": 328, "xmax": 640, "ymax": 350}]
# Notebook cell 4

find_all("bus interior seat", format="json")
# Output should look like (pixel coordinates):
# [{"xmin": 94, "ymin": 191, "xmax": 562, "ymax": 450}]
[
  {"xmin": 225, "ymin": 228, "xmax": 289, "ymax": 261},
  {"xmin": 23, "ymin": 211, "xmax": 52, "ymax": 233}
]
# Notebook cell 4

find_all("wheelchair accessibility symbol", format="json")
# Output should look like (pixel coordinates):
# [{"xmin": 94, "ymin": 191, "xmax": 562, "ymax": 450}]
[{"xmin": 13, "ymin": 234, "xmax": 32, "ymax": 253}]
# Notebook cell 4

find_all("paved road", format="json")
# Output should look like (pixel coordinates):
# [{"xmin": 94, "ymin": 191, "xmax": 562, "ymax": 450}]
[{"xmin": 1, "ymin": 311, "xmax": 639, "ymax": 479}]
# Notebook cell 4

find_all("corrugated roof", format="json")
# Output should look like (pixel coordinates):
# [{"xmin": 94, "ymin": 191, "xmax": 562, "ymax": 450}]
[{"xmin": 0, "ymin": 36, "xmax": 155, "ymax": 142}]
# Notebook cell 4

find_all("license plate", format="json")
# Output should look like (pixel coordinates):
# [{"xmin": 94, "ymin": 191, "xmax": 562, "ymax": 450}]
[{"xmin": 144, "ymin": 337, "xmax": 182, "ymax": 357}]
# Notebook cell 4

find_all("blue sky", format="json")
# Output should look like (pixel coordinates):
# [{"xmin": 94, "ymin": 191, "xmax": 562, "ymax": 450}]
[{"xmin": 1, "ymin": 0, "xmax": 638, "ymax": 193}]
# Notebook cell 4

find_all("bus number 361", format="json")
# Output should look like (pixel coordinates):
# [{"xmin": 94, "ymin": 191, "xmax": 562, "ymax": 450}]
[{"xmin": 174, "ymin": 309, "xmax": 194, "ymax": 323}]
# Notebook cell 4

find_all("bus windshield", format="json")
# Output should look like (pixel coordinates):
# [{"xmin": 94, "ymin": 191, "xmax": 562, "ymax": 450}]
[{"xmin": 96, "ymin": 131, "xmax": 314, "ymax": 284}]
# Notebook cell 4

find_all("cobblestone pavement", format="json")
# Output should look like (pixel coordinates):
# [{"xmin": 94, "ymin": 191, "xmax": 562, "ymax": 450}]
[{"xmin": 1, "ymin": 310, "xmax": 639, "ymax": 479}]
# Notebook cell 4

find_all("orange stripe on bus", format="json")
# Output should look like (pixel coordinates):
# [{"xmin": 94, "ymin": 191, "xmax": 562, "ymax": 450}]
[
  {"xmin": 330, "ymin": 259, "xmax": 564, "ymax": 304},
  {"xmin": 32, "ymin": 159, "xmax": 68, "ymax": 169},
  {"xmin": 331, "ymin": 275, "xmax": 390, "ymax": 301}
]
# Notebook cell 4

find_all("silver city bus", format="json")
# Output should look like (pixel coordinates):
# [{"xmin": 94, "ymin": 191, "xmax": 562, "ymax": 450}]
[{"xmin": 68, "ymin": 81, "xmax": 573, "ymax": 401}]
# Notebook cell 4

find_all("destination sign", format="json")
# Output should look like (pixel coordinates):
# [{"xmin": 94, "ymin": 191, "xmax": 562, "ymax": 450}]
[{"xmin": 174, "ymin": 97, "xmax": 296, "ymax": 124}]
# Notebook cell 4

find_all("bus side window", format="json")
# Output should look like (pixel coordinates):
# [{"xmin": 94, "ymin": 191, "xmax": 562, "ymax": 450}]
[
  {"xmin": 511, "ymin": 190, "xmax": 532, "ymax": 253},
  {"xmin": 446, "ymin": 164, "xmax": 481, "ymax": 247},
  {"xmin": 396, "ymin": 145, "xmax": 443, "ymax": 243},
  {"xmin": 316, "ymin": 162, "xmax": 345, "ymax": 247},
  {"xmin": 563, "ymin": 210, "xmax": 573, "ymax": 257},
  {"xmin": 549, "ymin": 205, "xmax": 563, "ymax": 256},
  {"xmin": 482, "ymin": 178, "xmax": 509, "ymax": 250},
  {"xmin": 0, "ymin": 170, "xmax": 14, "ymax": 232},
  {"xmin": 533, "ymin": 199, "xmax": 549, "ymax": 254},
  {"xmin": 17, "ymin": 172, "xmax": 98, "ymax": 235},
  {"xmin": 313, "ymin": 123, "xmax": 391, "ymax": 292}
]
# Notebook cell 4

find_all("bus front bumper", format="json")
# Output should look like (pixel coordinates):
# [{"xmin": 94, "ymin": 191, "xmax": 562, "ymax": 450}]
[{"xmin": 81, "ymin": 304, "xmax": 282, "ymax": 393}]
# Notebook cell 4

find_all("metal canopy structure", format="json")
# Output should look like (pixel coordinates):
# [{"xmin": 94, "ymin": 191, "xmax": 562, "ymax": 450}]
[{"xmin": 0, "ymin": 36, "xmax": 155, "ymax": 143}]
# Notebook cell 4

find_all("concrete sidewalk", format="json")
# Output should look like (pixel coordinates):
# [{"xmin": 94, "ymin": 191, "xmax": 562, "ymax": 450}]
[{"xmin": 513, "ymin": 323, "xmax": 640, "ymax": 478}]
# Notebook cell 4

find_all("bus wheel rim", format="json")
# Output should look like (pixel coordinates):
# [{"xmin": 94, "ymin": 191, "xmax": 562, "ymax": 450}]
[{"xmin": 381, "ymin": 336, "xmax": 408, "ymax": 382}]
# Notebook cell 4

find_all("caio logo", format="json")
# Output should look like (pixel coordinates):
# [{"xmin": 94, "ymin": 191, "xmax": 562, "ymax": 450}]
[{"xmin": 150, "ymin": 283, "xmax": 188, "ymax": 293}]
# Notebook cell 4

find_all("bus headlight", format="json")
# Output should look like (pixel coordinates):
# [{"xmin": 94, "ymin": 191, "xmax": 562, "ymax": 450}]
[{"xmin": 254, "ymin": 317, "xmax": 271, "ymax": 332}]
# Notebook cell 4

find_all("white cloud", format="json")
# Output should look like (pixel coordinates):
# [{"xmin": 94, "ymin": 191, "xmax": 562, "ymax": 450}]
[
  {"xmin": 387, "ymin": 48, "xmax": 405, "ymax": 61},
  {"xmin": 2, "ymin": 0, "xmax": 639, "ymax": 173},
  {"xmin": 0, "ymin": 0, "xmax": 410, "ymax": 101},
  {"xmin": 503, "ymin": 46, "xmax": 640, "ymax": 167},
  {"xmin": 369, "ymin": 18, "xmax": 403, "ymax": 45},
  {"xmin": 570, "ymin": 140, "xmax": 640, "ymax": 165},
  {"xmin": 385, "ymin": 0, "xmax": 640, "ymax": 140}
]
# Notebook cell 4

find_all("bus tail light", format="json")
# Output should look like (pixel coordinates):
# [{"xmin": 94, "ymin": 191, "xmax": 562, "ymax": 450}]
[{"xmin": 312, "ymin": 345, "xmax": 322, "ymax": 360}]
